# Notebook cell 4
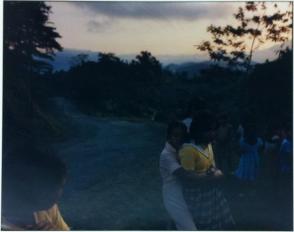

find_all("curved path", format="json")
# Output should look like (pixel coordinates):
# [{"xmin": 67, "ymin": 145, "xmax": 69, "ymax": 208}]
[
  {"xmin": 51, "ymin": 98, "xmax": 170, "ymax": 230},
  {"xmin": 50, "ymin": 98, "xmax": 293, "ymax": 230}
]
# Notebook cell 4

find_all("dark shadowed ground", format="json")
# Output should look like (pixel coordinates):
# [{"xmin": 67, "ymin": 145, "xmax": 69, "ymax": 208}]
[{"xmin": 51, "ymin": 98, "xmax": 293, "ymax": 230}]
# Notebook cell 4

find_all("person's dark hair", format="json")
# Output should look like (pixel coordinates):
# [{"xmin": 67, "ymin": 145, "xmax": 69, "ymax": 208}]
[
  {"xmin": 2, "ymin": 148, "xmax": 67, "ymax": 215},
  {"xmin": 190, "ymin": 110, "xmax": 218, "ymax": 144},
  {"xmin": 185, "ymin": 97, "xmax": 206, "ymax": 117},
  {"xmin": 167, "ymin": 121, "xmax": 187, "ymax": 140}
]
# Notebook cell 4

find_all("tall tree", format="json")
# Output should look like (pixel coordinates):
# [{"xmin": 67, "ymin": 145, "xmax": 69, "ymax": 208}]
[
  {"xmin": 131, "ymin": 51, "xmax": 162, "ymax": 84},
  {"xmin": 243, "ymin": 48, "xmax": 293, "ymax": 126},
  {"xmin": 4, "ymin": 1, "xmax": 62, "ymax": 74},
  {"xmin": 3, "ymin": 1, "xmax": 63, "ymax": 152},
  {"xmin": 197, "ymin": 2, "xmax": 292, "ymax": 71}
]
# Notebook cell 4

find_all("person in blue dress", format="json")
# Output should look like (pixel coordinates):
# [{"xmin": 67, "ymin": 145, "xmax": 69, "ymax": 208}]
[{"xmin": 235, "ymin": 123, "xmax": 263, "ymax": 196}]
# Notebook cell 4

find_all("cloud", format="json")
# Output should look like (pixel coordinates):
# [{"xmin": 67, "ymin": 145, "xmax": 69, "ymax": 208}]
[
  {"xmin": 70, "ymin": 2, "xmax": 236, "ymax": 21},
  {"xmin": 87, "ymin": 19, "xmax": 114, "ymax": 33}
]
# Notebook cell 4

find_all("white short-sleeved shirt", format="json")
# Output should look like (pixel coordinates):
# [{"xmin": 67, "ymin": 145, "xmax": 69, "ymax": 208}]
[
  {"xmin": 160, "ymin": 142, "xmax": 181, "ymax": 185},
  {"xmin": 159, "ymin": 142, "xmax": 197, "ymax": 230}
]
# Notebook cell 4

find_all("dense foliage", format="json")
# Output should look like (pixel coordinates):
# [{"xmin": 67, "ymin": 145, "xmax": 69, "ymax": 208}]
[
  {"xmin": 4, "ymin": 1, "xmax": 62, "ymax": 74},
  {"xmin": 3, "ymin": 1, "xmax": 62, "ymax": 153},
  {"xmin": 48, "ymin": 47, "xmax": 292, "ymax": 132},
  {"xmin": 241, "ymin": 48, "xmax": 293, "ymax": 127},
  {"xmin": 197, "ymin": 2, "xmax": 292, "ymax": 71}
]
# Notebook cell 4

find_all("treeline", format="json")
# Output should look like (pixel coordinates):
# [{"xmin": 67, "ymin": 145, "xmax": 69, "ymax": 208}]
[
  {"xmin": 51, "ymin": 52, "xmax": 166, "ymax": 119},
  {"xmin": 45, "ymin": 51, "xmax": 241, "ymax": 121},
  {"xmin": 43, "ymin": 48, "xmax": 292, "ymax": 129},
  {"xmin": 240, "ymin": 49, "xmax": 293, "ymax": 128}
]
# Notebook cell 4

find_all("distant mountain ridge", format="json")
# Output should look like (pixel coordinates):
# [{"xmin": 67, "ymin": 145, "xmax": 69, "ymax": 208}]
[
  {"xmin": 49, "ymin": 49, "xmax": 208, "ymax": 71},
  {"xmin": 49, "ymin": 49, "xmax": 98, "ymax": 71},
  {"xmin": 165, "ymin": 61, "xmax": 212, "ymax": 77},
  {"xmin": 50, "ymin": 42, "xmax": 292, "ymax": 72}
]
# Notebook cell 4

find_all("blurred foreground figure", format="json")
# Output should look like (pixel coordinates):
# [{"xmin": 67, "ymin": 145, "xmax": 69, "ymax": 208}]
[{"xmin": 2, "ymin": 149, "xmax": 70, "ymax": 230}]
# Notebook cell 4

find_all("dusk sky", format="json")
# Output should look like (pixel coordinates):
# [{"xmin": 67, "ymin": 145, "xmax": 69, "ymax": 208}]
[{"xmin": 47, "ymin": 2, "xmax": 291, "ymax": 61}]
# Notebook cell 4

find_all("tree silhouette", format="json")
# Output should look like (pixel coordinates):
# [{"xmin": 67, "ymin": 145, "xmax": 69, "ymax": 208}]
[
  {"xmin": 196, "ymin": 2, "xmax": 292, "ymax": 71},
  {"xmin": 131, "ymin": 51, "xmax": 162, "ymax": 84},
  {"xmin": 134, "ymin": 51, "xmax": 161, "ymax": 67},
  {"xmin": 4, "ymin": 1, "xmax": 62, "ymax": 74},
  {"xmin": 70, "ymin": 53, "xmax": 89, "ymax": 67},
  {"xmin": 243, "ymin": 48, "xmax": 292, "ymax": 126},
  {"xmin": 98, "ymin": 52, "xmax": 121, "ymax": 63},
  {"xmin": 3, "ymin": 1, "xmax": 63, "ymax": 153}
]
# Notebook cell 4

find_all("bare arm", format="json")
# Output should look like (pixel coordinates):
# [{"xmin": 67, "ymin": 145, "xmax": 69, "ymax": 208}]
[{"xmin": 173, "ymin": 167, "xmax": 223, "ymax": 185}]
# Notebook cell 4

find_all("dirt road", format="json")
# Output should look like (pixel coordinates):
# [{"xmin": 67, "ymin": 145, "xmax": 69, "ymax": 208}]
[
  {"xmin": 51, "ymin": 98, "xmax": 292, "ymax": 230},
  {"xmin": 52, "ymin": 98, "xmax": 170, "ymax": 230}
]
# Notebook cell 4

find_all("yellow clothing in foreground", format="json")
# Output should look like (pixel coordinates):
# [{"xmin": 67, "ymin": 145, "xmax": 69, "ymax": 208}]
[
  {"xmin": 179, "ymin": 143, "xmax": 215, "ymax": 173},
  {"xmin": 34, "ymin": 204, "xmax": 70, "ymax": 230}
]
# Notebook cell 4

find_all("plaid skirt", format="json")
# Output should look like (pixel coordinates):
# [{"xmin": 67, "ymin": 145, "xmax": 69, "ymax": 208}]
[{"xmin": 183, "ymin": 186, "xmax": 235, "ymax": 230}]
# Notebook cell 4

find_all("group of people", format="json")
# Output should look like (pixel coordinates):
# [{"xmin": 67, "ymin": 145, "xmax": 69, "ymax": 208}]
[
  {"xmin": 160, "ymin": 100, "xmax": 292, "ymax": 230},
  {"xmin": 235, "ymin": 120, "xmax": 292, "ymax": 198},
  {"xmin": 1, "ymin": 102, "xmax": 292, "ymax": 231},
  {"xmin": 160, "ymin": 110, "xmax": 235, "ymax": 230}
]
